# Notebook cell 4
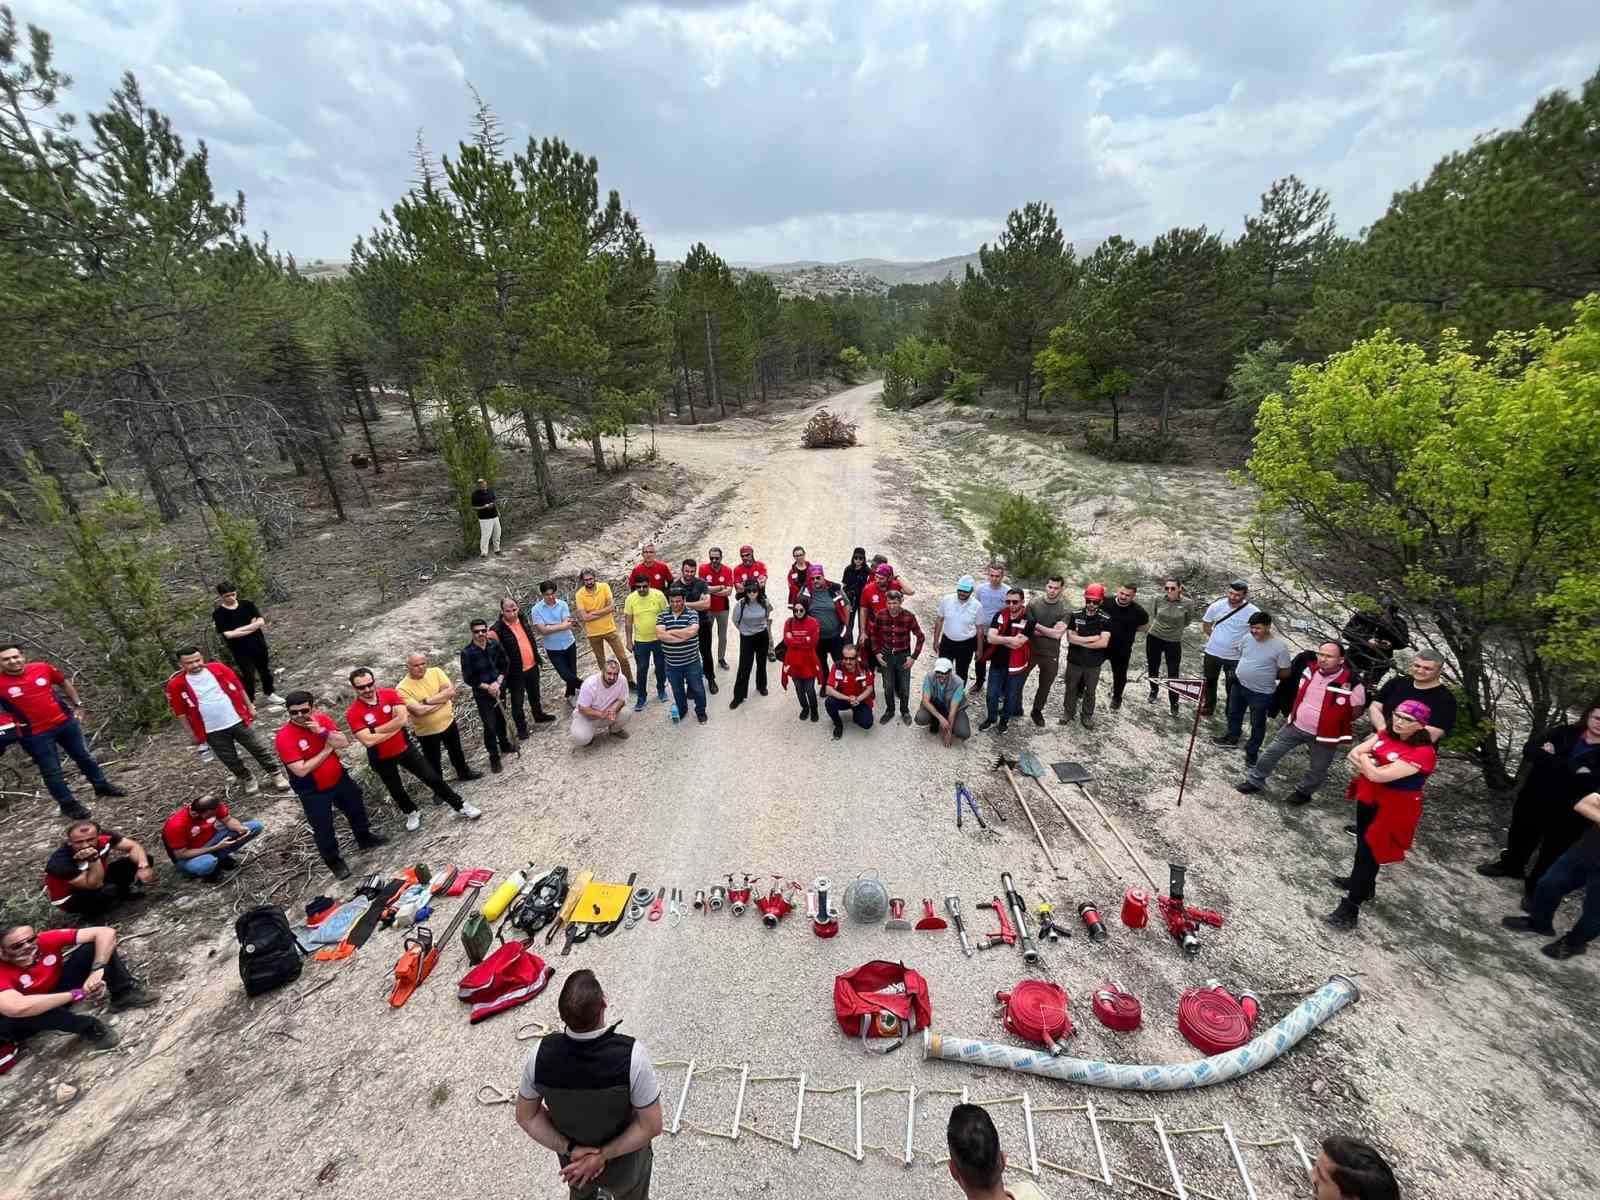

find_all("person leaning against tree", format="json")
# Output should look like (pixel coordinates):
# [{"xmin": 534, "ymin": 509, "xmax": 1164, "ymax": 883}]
[{"xmin": 574, "ymin": 569, "xmax": 634, "ymax": 689}]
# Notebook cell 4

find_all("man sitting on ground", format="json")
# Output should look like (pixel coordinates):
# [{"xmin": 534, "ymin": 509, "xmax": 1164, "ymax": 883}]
[
  {"xmin": 0, "ymin": 921, "xmax": 158, "ymax": 1054},
  {"xmin": 1311, "ymin": 1135, "xmax": 1401, "ymax": 1200},
  {"xmin": 43, "ymin": 821, "xmax": 156, "ymax": 918},
  {"xmin": 915, "ymin": 658, "xmax": 971, "ymax": 746},
  {"xmin": 516, "ymin": 969, "xmax": 663, "ymax": 1200},
  {"xmin": 571, "ymin": 660, "xmax": 632, "ymax": 747},
  {"xmin": 161, "ymin": 795, "xmax": 266, "ymax": 880}
]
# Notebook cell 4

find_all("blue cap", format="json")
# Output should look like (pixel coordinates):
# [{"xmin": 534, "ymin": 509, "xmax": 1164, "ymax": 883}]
[{"xmin": 956, "ymin": 575, "xmax": 975, "ymax": 592}]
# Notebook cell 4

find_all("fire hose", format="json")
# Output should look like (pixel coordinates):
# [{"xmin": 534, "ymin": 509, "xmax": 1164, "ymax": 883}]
[
  {"xmin": 1177, "ymin": 983, "xmax": 1259, "ymax": 1055},
  {"xmin": 923, "ymin": 975, "xmax": 1359, "ymax": 1092},
  {"xmin": 1090, "ymin": 982, "xmax": 1142, "ymax": 1032}
]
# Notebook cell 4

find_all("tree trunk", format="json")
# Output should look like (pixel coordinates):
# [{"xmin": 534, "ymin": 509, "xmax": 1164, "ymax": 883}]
[
  {"xmin": 544, "ymin": 417, "xmax": 558, "ymax": 452},
  {"xmin": 313, "ymin": 444, "xmax": 347, "ymax": 521},
  {"xmin": 478, "ymin": 390, "xmax": 495, "ymax": 443},
  {"xmin": 363, "ymin": 385, "xmax": 380, "ymax": 422},
  {"xmin": 590, "ymin": 433, "xmax": 605, "ymax": 473},
  {"xmin": 138, "ymin": 362, "xmax": 222, "ymax": 511},
  {"xmin": 115, "ymin": 396, "xmax": 180, "ymax": 521},
  {"xmin": 760, "ymin": 359, "xmax": 769, "ymax": 404},
  {"xmin": 1158, "ymin": 381, "xmax": 1172, "ymax": 437},
  {"xmin": 1111, "ymin": 394, "xmax": 1121, "ymax": 442},
  {"xmin": 351, "ymin": 387, "xmax": 383, "ymax": 475},
  {"xmin": 404, "ymin": 381, "xmax": 430, "ymax": 449},
  {"xmin": 520, "ymin": 405, "xmax": 555, "ymax": 509},
  {"xmin": 703, "ymin": 309, "xmax": 722, "ymax": 418}
]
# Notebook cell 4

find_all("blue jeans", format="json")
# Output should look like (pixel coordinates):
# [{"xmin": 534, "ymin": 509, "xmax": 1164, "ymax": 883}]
[
  {"xmin": 1530, "ymin": 843, "xmax": 1600, "ymax": 946},
  {"xmin": 20, "ymin": 716, "xmax": 111, "ymax": 811},
  {"xmin": 985, "ymin": 669, "xmax": 1024, "ymax": 722},
  {"xmin": 177, "ymin": 821, "xmax": 266, "ymax": 878},
  {"xmin": 666, "ymin": 659, "xmax": 707, "ymax": 719},
  {"xmin": 632, "ymin": 641, "xmax": 667, "ymax": 703},
  {"xmin": 1225, "ymin": 682, "xmax": 1274, "ymax": 759}
]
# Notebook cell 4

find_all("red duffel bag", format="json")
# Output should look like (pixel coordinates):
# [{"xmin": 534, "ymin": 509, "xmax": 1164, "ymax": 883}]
[{"xmin": 833, "ymin": 960, "xmax": 932, "ymax": 1053}]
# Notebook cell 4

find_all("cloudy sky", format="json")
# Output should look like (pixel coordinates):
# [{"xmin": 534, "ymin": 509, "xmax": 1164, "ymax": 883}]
[{"xmin": 25, "ymin": 0, "xmax": 1600, "ymax": 264}]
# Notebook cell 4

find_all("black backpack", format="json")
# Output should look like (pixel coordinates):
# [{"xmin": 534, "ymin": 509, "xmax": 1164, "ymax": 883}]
[{"xmin": 235, "ymin": 905, "xmax": 304, "ymax": 996}]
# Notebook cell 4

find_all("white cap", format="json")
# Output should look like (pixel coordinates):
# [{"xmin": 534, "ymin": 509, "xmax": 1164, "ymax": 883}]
[{"xmin": 934, "ymin": 657, "xmax": 954, "ymax": 673}]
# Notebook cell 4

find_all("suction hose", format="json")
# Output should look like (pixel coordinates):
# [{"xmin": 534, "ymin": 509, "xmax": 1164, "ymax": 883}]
[{"xmin": 923, "ymin": 974, "xmax": 1359, "ymax": 1092}]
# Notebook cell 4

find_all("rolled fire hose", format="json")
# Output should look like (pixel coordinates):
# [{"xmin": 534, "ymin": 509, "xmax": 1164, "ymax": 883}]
[
  {"xmin": 1177, "ymin": 984, "xmax": 1259, "ymax": 1056},
  {"xmin": 924, "ymin": 974, "xmax": 1359, "ymax": 1092},
  {"xmin": 1090, "ymin": 982, "xmax": 1143, "ymax": 1033}
]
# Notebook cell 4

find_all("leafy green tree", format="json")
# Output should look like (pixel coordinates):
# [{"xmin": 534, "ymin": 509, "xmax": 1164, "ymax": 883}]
[
  {"xmin": 1248, "ymin": 300, "xmax": 1600, "ymax": 789},
  {"xmin": 672, "ymin": 242, "xmax": 740, "ymax": 417},
  {"xmin": 1231, "ymin": 176, "xmax": 1338, "ymax": 351},
  {"xmin": 986, "ymin": 492, "xmax": 1072, "ymax": 583},
  {"xmin": 737, "ymin": 272, "xmax": 784, "ymax": 401},
  {"xmin": 1036, "ymin": 236, "xmax": 1139, "ymax": 438},
  {"xmin": 836, "ymin": 346, "xmax": 866, "ymax": 383},
  {"xmin": 1224, "ymin": 339, "xmax": 1294, "ymax": 431},
  {"xmin": 1127, "ymin": 227, "xmax": 1235, "ymax": 435}
]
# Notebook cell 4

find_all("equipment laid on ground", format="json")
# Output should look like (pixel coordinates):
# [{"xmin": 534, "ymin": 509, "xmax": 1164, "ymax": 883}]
[
  {"xmin": 954, "ymin": 782, "xmax": 987, "ymax": 830},
  {"xmin": 668, "ymin": 888, "xmax": 685, "ymax": 919},
  {"xmin": 1121, "ymin": 888, "xmax": 1150, "ymax": 929},
  {"xmin": 842, "ymin": 871, "xmax": 889, "ymax": 924},
  {"xmin": 648, "ymin": 890, "xmax": 666, "ymax": 922},
  {"xmin": 457, "ymin": 939, "xmax": 554, "ymax": 1023},
  {"xmin": 1036, "ymin": 899, "xmax": 1070, "ymax": 942},
  {"xmin": 944, "ymin": 895, "xmax": 973, "ymax": 957},
  {"xmin": 833, "ymin": 960, "xmax": 932, "ymax": 1053},
  {"xmin": 709, "ymin": 883, "xmax": 726, "ymax": 911},
  {"xmin": 995, "ymin": 757, "xmax": 1066, "ymax": 879},
  {"xmin": 1078, "ymin": 901, "xmax": 1108, "ymax": 943},
  {"xmin": 236, "ymin": 905, "xmax": 303, "ymax": 996},
  {"xmin": 976, "ymin": 897, "xmax": 1015, "ymax": 951},
  {"xmin": 481, "ymin": 869, "xmax": 527, "ymax": 923},
  {"xmin": 728, "ymin": 874, "xmax": 753, "ymax": 915},
  {"xmin": 509, "ymin": 868, "xmax": 567, "ymax": 938},
  {"xmin": 1001, "ymin": 873, "xmax": 1041, "ymax": 965},
  {"xmin": 885, "ymin": 898, "xmax": 912, "ymax": 931},
  {"xmin": 997, "ymin": 981, "xmax": 1073, "ymax": 1054},
  {"xmin": 813, "ymin": 876, "xmax": 839, "ymax": 938},
  {"xmin": 624, "ymin": 887, "xmax": 657, "ymax": 930},
  {"xmin": 914, "ymin": 900, "xmax": 947, "ymax": 932},
  {"xmin": 392, "ymin": 882, "xmax": 484, "ymax": 1008},
  {"xmin": 1090, "ymin": 981, "xmax": 1143, "ymax": 1032},
  {"xmin": 1158, "ymin": 863, "xmax": 1225, "ymax": 957},
  {"xmin": 756, "ymin": 882, "xmax": 796, "ymax": 928},
  {"xmin": 923, "ymin": 975, "xmax": 1361, "ymax": 1091},
  {"xmin": 1017, "ymin": 751, "xmax": 1120, "ymax": 882},
  {"xmin": 694, "ymin": 888, "xmax": 707, "ymax": 911},
  {"xmin": 1050, "ymin": 761, "xmax": 1161, "ymax": 892},
  {"xmin": 576, "ymin": 877, "xmax": 634, "ymax": 929},
  {"xmin": 1178, "ymin": 982, "xmax": 1260, "ymax": 1055},
  {"xmin": 545, "ymin": 869, "xmax": 592, "ymax": 945}
]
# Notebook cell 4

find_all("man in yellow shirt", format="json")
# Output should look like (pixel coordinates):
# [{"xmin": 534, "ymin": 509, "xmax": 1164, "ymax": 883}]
[
  {"xmin": 395, "ymin": 653, "xmax": 481, "ymax": 783},
  {"xmin": 623, "ymin": 579, "xmax": 669, "ymax": 711},
  {"xmin": 574, "ymin": 569, "xmax": 634, "ymax": 689}
]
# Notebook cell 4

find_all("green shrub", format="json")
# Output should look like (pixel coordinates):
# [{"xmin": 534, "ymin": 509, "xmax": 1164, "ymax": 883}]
[
  {"xmin": 836, "ymin": 346, "xmax": 866, "ymax": 383},
  {"xmin": 943, "ymin": 370, "xmax": 984, "ymax": 406},
  {"xmin": 1083, "ymin": 427, "xmax": 1189, "ymax": 463},
  {"xmin": 985, "ymin": 492, "xmax": 1072, "ymax": 583},
  {"xmin": 214, "ymin": 510, "xmax": 273, "ymax": 602}
]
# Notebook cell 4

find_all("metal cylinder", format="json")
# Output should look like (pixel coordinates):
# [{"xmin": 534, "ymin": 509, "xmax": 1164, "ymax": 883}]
[
  {"xmin": 709, "ymin": 885, "xmax": 726, "ymax": 911},
  {"xmin": 693, "ymin": 889, "xmax": 706, "ymax": 910}
]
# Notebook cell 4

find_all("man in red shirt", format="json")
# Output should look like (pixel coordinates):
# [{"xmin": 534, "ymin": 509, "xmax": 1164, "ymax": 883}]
[
  {"xmin": 42, "ymin": 821, "xmax": 156, "ymax": 918},
  {"xmin": 161, "ymin": 795, "xmax": 266, "ymax": 880},
  {"xmin": 859, "ymin": 563, "xmax": 914, "ymax": 628},
  {"xmin": 275, "ymin": 690, "xmax": 387, "ymax": 880},
  {"xmin": 165, "ymin": 648, "xmax": 289, "ymax": 795},
  {"xmin": 0, "ymin": 921, "xmax": 157, "ymax": 1053},
  {"xmin": 822, "ymin": 645, "xmax": 876, "ymax": 740},
  {"xmin": 345, "ymin": 669, "xmax": 481, "ymax": 833},
  {"xmin": 0, "ymin": 643, "xmax": 126, "ymax": 820},
  {"xmin": 627, "ymin": 544, "xmax": 676, "ymax": 596},
  {"xmin": 698, "ymin": 547, "xmax": 736, "ymax": 670},
  {"xmin": 730, "ymin": 545, "xmax": 768, "ymax": 596}
]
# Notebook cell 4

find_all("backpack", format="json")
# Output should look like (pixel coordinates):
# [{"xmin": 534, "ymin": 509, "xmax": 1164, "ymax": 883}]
[
  {"xmin": 833, "ymin": 960, "xmax": 932, "ymax": 1053},
  {"xmin": 235, "ymin": 905, "xmax": 304, "ymax": 996}
]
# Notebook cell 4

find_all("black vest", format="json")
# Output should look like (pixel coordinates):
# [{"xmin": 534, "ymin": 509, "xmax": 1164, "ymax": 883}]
[{"xmin": 535, "ymin": 1025, "xmax": 647, "ymax": 1187}]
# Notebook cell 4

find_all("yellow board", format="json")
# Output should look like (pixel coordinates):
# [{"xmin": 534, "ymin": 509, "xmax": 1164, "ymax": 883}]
[
  {"xmin": 574, "ymin": 881, "xmax": 633, "ymax": 924},
  {"xmin": 556, "ymin": 870, "xmax": 593, "ymax": 927}
]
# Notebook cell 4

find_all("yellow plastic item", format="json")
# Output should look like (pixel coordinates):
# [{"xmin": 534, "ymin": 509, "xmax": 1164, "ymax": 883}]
[
  {"xmin": 480, "ymin": 871, "xmax": 525, "ymax": 922},
  {"xmin": 575, "ymin": 881, "xmax": 633, "ymax": 924},
  {"xmin": 555, "ymin": 870, "xmax": 593, "ymax": 928}
]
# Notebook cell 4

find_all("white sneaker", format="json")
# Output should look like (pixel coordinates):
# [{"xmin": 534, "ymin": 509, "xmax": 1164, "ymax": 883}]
[
  {"xmin": 405, "ymin": 812, "xmax": 421, "ymax": 833},
  {"xmin": 458, "ymin": 802, "xmax": 483, "ymax": 821},
  {"xmin": 271, "ymin": 773, "xmax": 291, "ymax": 791},
  {"xmin": 243, "ymin": 776, "xmax": 260, "ymax": 796}
]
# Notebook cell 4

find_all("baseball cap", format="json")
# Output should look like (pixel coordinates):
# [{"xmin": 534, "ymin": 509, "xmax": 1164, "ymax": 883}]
[
  {"xmin": 956, "ymin": 575, "xmax": 975, "ymax": 592},
  {"xmin": 1230, "ymin": 579, "xmax": 1249, "ymax": 591},
  {"xmin": 934, "ymin": 657, "xmax": 953, "ymax": 674},
  {"xmin": 739, "ymin": 544, "xmax": 754, "ymax": 555}
]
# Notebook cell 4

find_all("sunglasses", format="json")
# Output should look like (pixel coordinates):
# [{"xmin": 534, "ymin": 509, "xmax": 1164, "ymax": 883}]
[
  {"xmin": 2, "ymin": 933, "xmax": 37, "ymax": 952},
  {"xmin": 288, "ymin": 706, "xmax": 313, "ymax": 716}
]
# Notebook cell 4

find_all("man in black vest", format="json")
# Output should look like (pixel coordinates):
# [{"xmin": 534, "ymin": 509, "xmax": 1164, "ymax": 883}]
[{"xmin": 516, "ymin": 969, "xmax": 663, "ymax": 1199}]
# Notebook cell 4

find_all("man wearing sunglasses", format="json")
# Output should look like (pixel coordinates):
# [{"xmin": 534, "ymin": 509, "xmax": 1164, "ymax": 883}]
[
  {"xmin": 978, "ymin": 589, "xmax": 1036, "ymax": 733},
  {"xmin": 461, "ymin": 619, "xmax": 519, "ymax": 774},
  {"xmin": 345, "ymin": 669, "xmax": 482, "ymax": 831},
  {"xmin": 822, "ymin": 645, "xmax": 876, "ymax": 739},
  {"xmin": 275, "ymin": 691, "xmax": 387, "ymax": 880},
  {"xmin": 0, "ymin": 922, "xmax": 157, "ymax": 1053},
  {"xmin": 699, "ymin": 547, "xmax": 736, "ymax": 670}
]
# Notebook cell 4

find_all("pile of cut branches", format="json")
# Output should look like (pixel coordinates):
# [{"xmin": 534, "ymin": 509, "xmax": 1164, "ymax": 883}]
[{"xmin": 800, "ymin": 407, "xmax": 858, "ymax": 449}]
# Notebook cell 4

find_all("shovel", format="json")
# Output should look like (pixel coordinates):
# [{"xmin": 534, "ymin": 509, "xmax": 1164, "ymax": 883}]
[
  {"xmin": 995, "ymin": 755, "xmax": 1068, "ymax": 880},
  {"xmin": 1049, "ymin": 759, "xmax": 1160, "ymax": 892},
  {"xmin": 914, "ymin": 899, "xmax": 948, "ymax": 931},
  {"xmin": 1017, "ymin": 751, "xmax": 1121, "ymax": 883}
]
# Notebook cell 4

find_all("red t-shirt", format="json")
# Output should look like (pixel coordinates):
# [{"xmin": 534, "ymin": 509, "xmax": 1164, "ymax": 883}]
[
  {"xmin": 859, "ymin": 579, "xmax": 908, "ymax": 622},
  {"xmin": 827, "ymin": 664, "xmax": 874, "ymax": 700},
  {"xmin": 0, "ymin": 928, "xmax": 77, "ymax": 995},
  {"xmin": 1, "ymin": 662, "xmax": 69, "ymax": 734},
  {"xmin": 162, "ymin": 801, "xmax": 234, "ymax": 855},
  {"xmin": 782, "ymin": 617, "xmax": 821, "ymax": 680},
  {"xmin": 43, "ymin": 834, "xmax": 114, "ymax": 905},
  {"xmin": 699, "ymin": 563, "xmax": 735, "ymax": 612},
  {"xmin": 731, "ymin": 562, "xmax": 768, "ymax": 593},
  {"xmin": 276, "ymin": 713, "xmax": 346, "ymax": 790},
  {"xmin": 346, "ymin": 689, "xmax": 410, "ymax": 759},
  {"xmin": 628, "ymin": 561, "xmax": 675, "ymax": 594}
]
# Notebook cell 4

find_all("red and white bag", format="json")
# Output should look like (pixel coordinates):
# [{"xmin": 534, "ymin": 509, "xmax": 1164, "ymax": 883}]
[
  {"xmin": 833, "ymin": 960, "xmax": 932, "ymax": 1053},
  {"xmin": 457, "ymin": 940, "xmax": 553, "ymax": 1024}
]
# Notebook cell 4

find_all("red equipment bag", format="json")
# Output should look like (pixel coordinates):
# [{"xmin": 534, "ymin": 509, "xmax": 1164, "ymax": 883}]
[
  {"xmin": 457, "ymin": 940, "xmax": 554, "ymax": 1024},
  {"xmin": 0, "ymin": 1040, "xmax": 16, "ymax": 1076},
  {"xmin": 833, "ymin": 960, "xmax": 932, "ymax": 1053}
]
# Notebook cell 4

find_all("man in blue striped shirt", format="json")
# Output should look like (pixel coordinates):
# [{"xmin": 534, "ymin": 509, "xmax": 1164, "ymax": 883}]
[{"xmin": 657, "ymin": 587, "xmax": 708, "ymax": 725}]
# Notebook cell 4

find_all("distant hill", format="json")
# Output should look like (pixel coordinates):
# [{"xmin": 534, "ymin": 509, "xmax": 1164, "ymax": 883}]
[{"xmin": 733, "ymin": 253, "xmax": 981, "ymax": 286}]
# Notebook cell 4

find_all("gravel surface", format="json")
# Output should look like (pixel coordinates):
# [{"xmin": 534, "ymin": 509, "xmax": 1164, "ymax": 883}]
[{"xmin": 8, "ymin": 383, "xmax": 1597, "ymax": 1200}]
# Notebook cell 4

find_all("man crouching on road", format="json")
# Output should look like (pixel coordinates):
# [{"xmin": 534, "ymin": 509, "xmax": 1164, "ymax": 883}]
[{"xmin": 516, "ymin": 969, "xmax": 663, "ymax": 1200}]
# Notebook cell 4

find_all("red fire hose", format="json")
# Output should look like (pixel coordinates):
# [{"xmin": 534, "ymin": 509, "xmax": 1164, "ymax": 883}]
[
  {"xmin": 1090, "ymin": 981, "xmax": 1143, "ymax": 1032},
  {"xmin": 1177, "ymin": 983, "xmax": 1260, "ymax": 1055},
  {"xmin": 997, "ymin": 981, "xmax": 1074, "ymax": 1052}
]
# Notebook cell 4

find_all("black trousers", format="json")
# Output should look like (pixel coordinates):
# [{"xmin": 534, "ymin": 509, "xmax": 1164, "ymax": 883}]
[
  {"xmin": 793, "ymin": 676, "xmax": 818, "ymax": 716},
  {"xmin": 229, "ymin": 645, "xmax": 274, "ymax": 700},
  {"xmin": 938, "ymin": 635, "xmax": 978, "ymax": 686},
  {"xmin": 0, "ymin": 945, "xmax": 136, "ymax": 1043},
  {"xmin": 1025, "ymin": 656, "xmax": 1060, "ymax": 717},
  {"xmin": 298, "ymin": 775, "xmax": 375, "ymax": 865},
  {"xmin": 1107, "ymin": 643, "xmax": 1135, "ymax": 705},
  {"xmin": 58, "ymin": 858, "xmax": 140, "ymax": 918},
  {"xmin": 1346, "ymin": 800, "xmax": 1381, "ymax": 906},
  {"xmin": 697, "ymin": 621, "xmax": 718, "ymax": 685},
  {"xmin": 505, "ymin": 661, "xmax": 547, "ymax": 735},
  {"xmin": 370, "ymin": 745, "xmax": 462, "ymax": 811},
  {"xmin": 545, "ymin": 646, "xmax": 580, "ymax": 697},
  {"xmin": 734, "ymin": 630, "xmax": 769, "ymax": 700},
  {"xmin": 815, "ymin": 635, "xmax": 846, "ymax": 681},
  {"xmin": 417, "ymin": 722, "xmax": 471, "ymax": 780},
  {"xmin": 471, "ymin": 691, "xmax": 515, "ymax": 766},
  {"xmin": 1503, "ymin": 783, "xmax": 1590, "ymax": 897},
  {"xmin": 1200, "ymin": 652, "xmax": 1237, "ymax": 713}
]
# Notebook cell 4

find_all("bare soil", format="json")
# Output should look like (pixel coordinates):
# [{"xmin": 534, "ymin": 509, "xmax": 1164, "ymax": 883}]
[{"xmin": 3, "ymin": 384, "xmax": 1596, "ymax": 1200}]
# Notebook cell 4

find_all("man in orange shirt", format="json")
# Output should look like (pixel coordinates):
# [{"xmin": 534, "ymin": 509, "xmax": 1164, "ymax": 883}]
[{"xmin": 493, "ymin": 597, "xmax": 556, "ymax": 739}]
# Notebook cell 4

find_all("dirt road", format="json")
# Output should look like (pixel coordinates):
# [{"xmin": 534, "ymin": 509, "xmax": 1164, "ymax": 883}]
[{"xmin": 9, "ymin": 382, "xmax": 1594, "ymax": 1200}]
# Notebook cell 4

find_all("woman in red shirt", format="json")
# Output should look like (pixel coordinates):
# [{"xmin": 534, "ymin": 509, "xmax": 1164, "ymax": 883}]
[
  {"xmin": 1327, "ymin": 699, "xmax": 1438, "ymax": 930},
  {"xmin": 779, "ymin": 600, "xmax": 821, "ymax": 723}
]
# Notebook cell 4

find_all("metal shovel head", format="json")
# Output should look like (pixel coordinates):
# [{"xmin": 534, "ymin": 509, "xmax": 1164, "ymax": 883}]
[
  {"xmin": 1051, "ymin": 761, "xmax": 1093, "ymax": 785},
  {"xmin": 1016, "ymin": 750, "xmax": 1047, "ymax": 778}
]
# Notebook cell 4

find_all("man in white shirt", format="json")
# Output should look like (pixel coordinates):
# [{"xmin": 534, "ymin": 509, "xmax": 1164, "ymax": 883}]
[
  {"xmin": 571, "ymin": 660, "xmax": 632, "ymax": 747},
  {"xmin": 1199, "ymin": 579, "xmax": 1260, "ymax": 716},
  {"xmin": 164, "ymin": 648, "xmax": 289, "ymax": 795},
  {"xmin": 931, "ymin": 576, "xmax": 983, "ymax": 686}
]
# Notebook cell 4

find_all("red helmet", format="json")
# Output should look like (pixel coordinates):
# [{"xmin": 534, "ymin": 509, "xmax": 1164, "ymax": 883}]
[{"xmin": 1084, "ymin": 584, "xmax": 1107, "ymax": 601}]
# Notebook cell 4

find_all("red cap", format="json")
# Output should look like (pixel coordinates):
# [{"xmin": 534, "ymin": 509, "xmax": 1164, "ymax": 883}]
[
  {"xmin": 739, "ymin": 544, "xmax": 754, "ymax": 555},
  {"xmin": 1084, "ymin": 583, "xmax": 1107, "ymax": 600}
]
